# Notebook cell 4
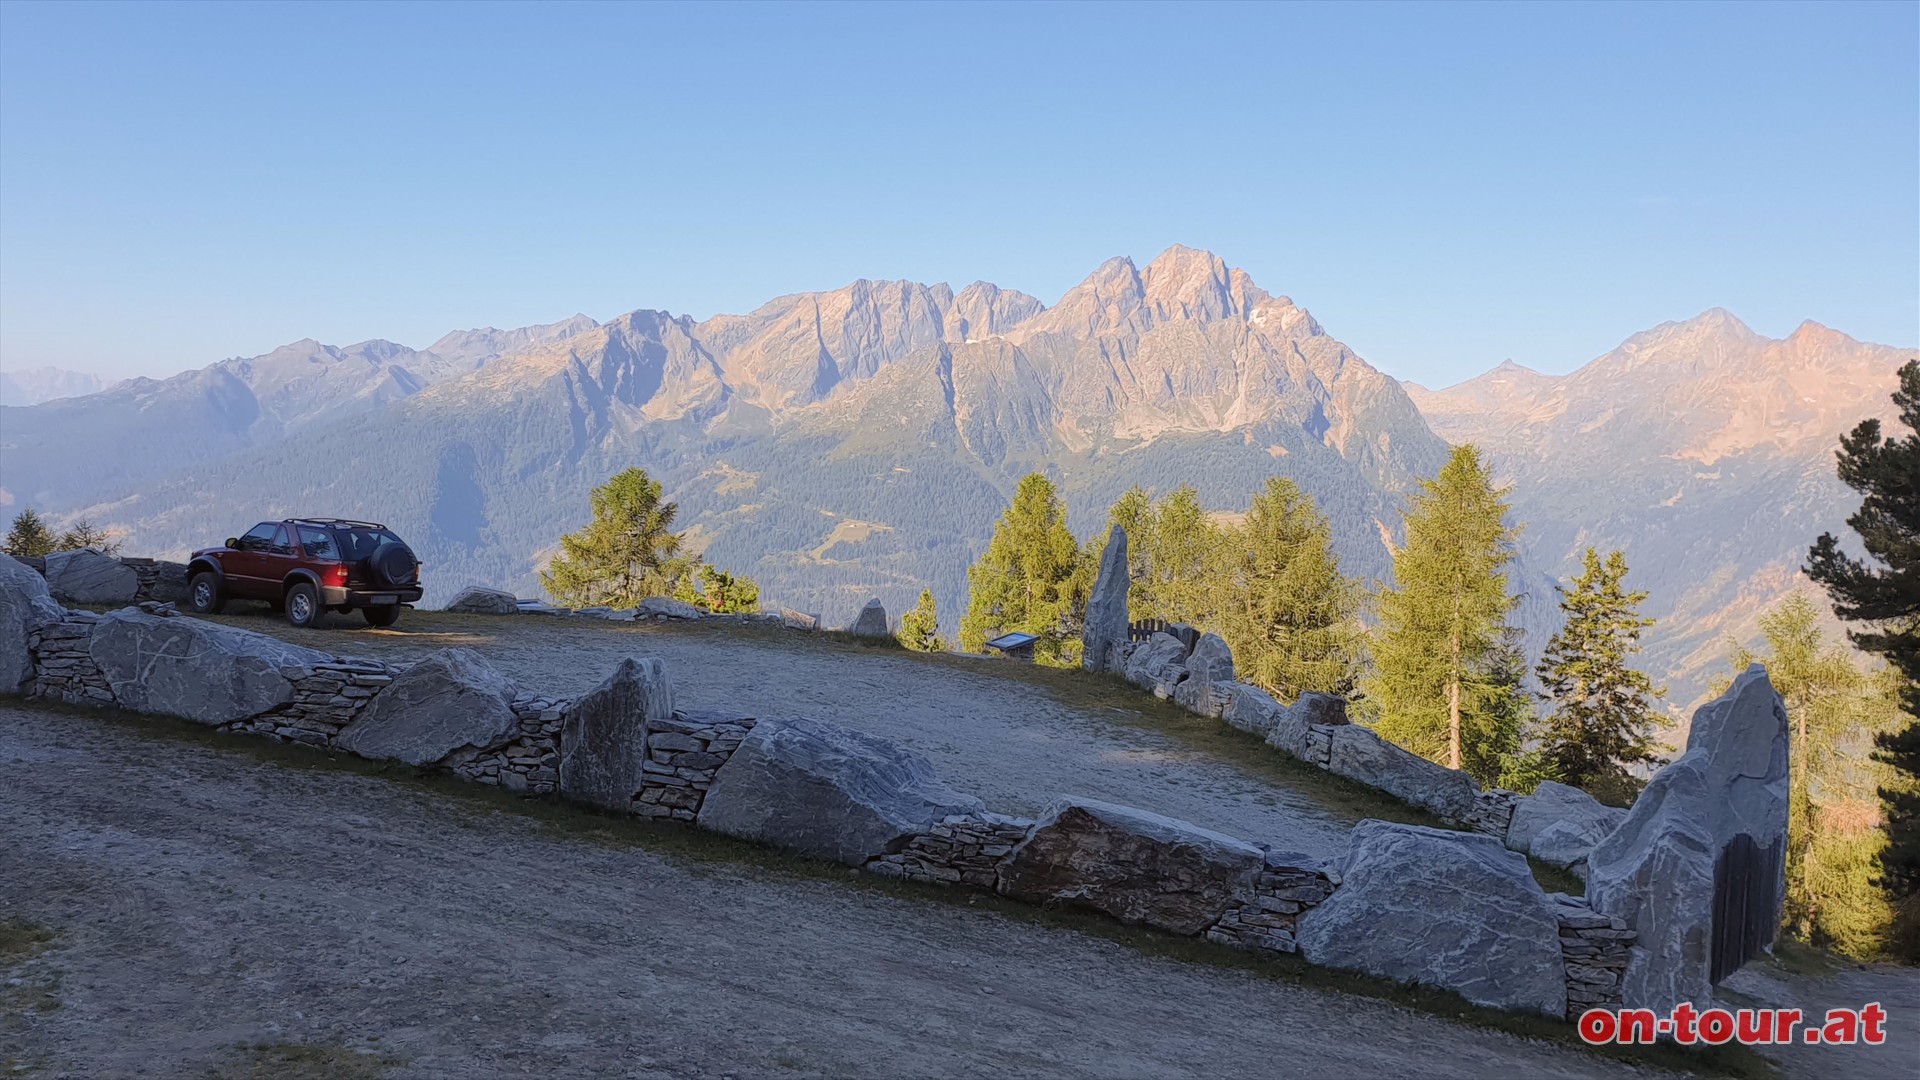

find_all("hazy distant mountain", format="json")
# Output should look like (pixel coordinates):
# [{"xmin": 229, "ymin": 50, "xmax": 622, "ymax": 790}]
[
  {"xmin": 0, "ymin": 366, "xmax": 108, "ymax": 406},
  {"xmin": 0, "ymin": 316, "xmax": 599, "ymax": 508},
  {"xmin": 1406, "ymin": 310, "xmax": 1911, "ymax": 709},
  {"xmin": 7, "ymin": 252, "xmax": 1902, "ymax": 714},
  {"xmin": 23, "ymin": 248, "xmax": 1449, "ymax": 642}
]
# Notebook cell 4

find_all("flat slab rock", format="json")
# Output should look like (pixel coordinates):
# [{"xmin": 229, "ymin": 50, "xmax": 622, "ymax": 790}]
[
  {"xmin": 44, "ymin": 549, "xmax": 139, "ymax": 605},
  {"xmin": 698, "ymin": 715, "xmax": 983, "ymax": 865},
  {"xmin": 444, "ymin": 585, "xmax": 522, "ymax": 615},
  {"xmin": 998, "ymin": 796, "xmax": 1265, "ymax": 936},
  {"xmin": 89, "ymin": 608, "xmax": 333, "ymax": 724},
  {"xmin": 335, "ymin": 647, "xmax": 520, "ymax": 766},
  {"xmin": 1324, "ymin": 724, "xmax": 1479, "ymax": 823},
  {"xmin": 1296, "ymin": 820, "xmax": 1567, "ymax": 1017}
]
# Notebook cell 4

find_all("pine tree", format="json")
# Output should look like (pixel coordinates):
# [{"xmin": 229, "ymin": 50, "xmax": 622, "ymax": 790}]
[
  {"xmin": 541, "ymin": 468, "xmax": 684, "ymax": 608},
  {"xmin": 673, "ymin": 564, "xmax": 760, "ymax": 614},
  {"xmin": 1213, "ymin": 477, "xmax": 1365, "ymax": 700},
  {"xmin": 898, "ymin": 589, "xmax": 942, "ymax": 652},
  {"xmin": 1367, "ymin": 445, "xmax": 1522, "ymax": 772},
  {"xmin": 1807, "ymin": 358, "xmax": 1920, "ymax": 959},
  {"xmin": 1536, "ymin": 547, "xmax": 1666, "ymax": 801},
  {"xmin": 1724, "ymin": 594, "xmax": 1902, "ymax": 957},
  {"xmin": 4, "ymin": 509, "xmax": 56, "ymax": 558},
  {"xmin": 1146, "ymin": 485, "xmax": 1219, "ymax": 623},
  {"xmin": 959, "ymin": 473, "xmax": 1085, "ymax": 666}
]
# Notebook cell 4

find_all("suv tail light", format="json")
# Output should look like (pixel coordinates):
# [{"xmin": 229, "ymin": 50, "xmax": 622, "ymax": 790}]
[{"xmin": 325, "ymin": 563, "xmax": 349, "ymax": 587}]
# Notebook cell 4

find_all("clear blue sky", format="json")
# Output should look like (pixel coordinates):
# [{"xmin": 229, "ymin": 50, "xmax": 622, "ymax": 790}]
[{"xmin": 1, "ymin": 0, "xmax": 1914, "ymax": 385}]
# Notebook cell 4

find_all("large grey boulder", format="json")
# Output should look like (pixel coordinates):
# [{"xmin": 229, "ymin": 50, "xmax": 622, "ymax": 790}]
[
  {"xmin": 637, "ymin": 596, "xmax": 703, "ymax": 620},
  {"xmin": 1325, "ymin": 724, "xmax": 1480, "ymax": 823},
  {"xmin": 779, "ymin": 608, "xmax": 820, "ymax": 631},
  {"xmin": 1587, "ymin": 665, "xmax": 1788, "ymax": 1011},
  {"xmin": 1081, "ymin": 526, "xmax": 1130, "ymax": 673},
  {"xmin": 1506, "ymin": 780, "xmax": 1626, "ymax": 863},
  {"xmin": 1296, "ymin": 820, "xmax": 1567, "ymax": 1016},
  {"xmin": 1123, "ymin": 632, "xmax": 1189, "ymax": 695},
  {"xmin": 88, "ymin": 609, "xmax": 332, "ymax": 723},
  {"xmin": 558, "ymin": 657, "xmax": 675, "ymax": 811},
  {"xmin": 1292, "ymin": 692, "xmax": 1349, "ymax": 727},
  {"xmin": 847, "ymin": 598, "xmax": 889, "ymax": 637},
  {"xmin": 335, "ymin": 648, "xmax": 520, "ymax": 766},
  {"xmin": 44, "ymin": 549, "xmax": 138, "ymax": 605},
  {"xmin": 1172, "ymin": 633, "xmax": 1236, "ymax": 715},
  {"xmin": 699, "ymin": 716, "xmax": 982, "ymax": 864},
  {"xmin": 1221, "ymin": 683, "xmax": 1283, "ymax": 737},
  {"xmin": 445, "ymin": 585, "xmax": 521, "ymax": 615},
  {"xmin": 998, "ymin": 796, "xmax": 1264, "ymax": 935},
  {"xmin": 1, "ymin": 555, "xmax": 66, "ymax": 694}
]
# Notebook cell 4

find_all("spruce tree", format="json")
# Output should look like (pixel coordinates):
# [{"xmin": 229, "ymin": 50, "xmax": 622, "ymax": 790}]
[
  {"xmin": 1213, "ymin": 477, "xmax": 1365, "ymax": 700},
  {"xmin": 1537, "ymin": 547, "xmax": 1666, "ymax": 800},
  {"xmin": 56, "ymin": 517, "xmax": 122, "ymax": 556},
  {"xmin": 4, "ymin": 509, "xmax": 56, "ymax": 558},
  {"xmin": 1367, "ymin": 445, "xmax": 1521, "ymax": 772},
  {"xmin": 959, "ymin": 473, "xmax": 1084, "ymax": 666},
  {"xmin": 1806, "ymin": 358, "xmax": 1920, "ymax": 958},
  {"xmin": 541, "ymin": 468, "xmax": 684, "ymax": 608},
  {"xmin": 898, "ymin": 589, "xmax": 942, "ymax": 652}
]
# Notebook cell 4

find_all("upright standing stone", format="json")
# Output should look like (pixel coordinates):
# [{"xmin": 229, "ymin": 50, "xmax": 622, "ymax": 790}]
[
  {"xmin": 559, "ymin": 657, "xmax": 675, "ymax": 811},
  {"xmin": 1082, "ymin": 526, "xmax": 1130, "ymax": 672},
  {"xmin": 847, "ymin": 598, "xmax": 889, "ymax": 637},
  {"xmin": 1, "ymin": 555, "xmax": 66, "ymax": 694},
  {"xmin": 1586, "ymin": 665, "xmax": 1789, "ymax": 1012}
]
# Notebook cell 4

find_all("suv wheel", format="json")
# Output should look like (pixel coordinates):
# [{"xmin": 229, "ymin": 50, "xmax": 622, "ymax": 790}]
[
  {"xmin": 362, "ymin": 605, "xmax": 401, "ymax": 628},
  {"xmin": 189, "ymin": 571, "xmax": 225, "ymax": 615},
  {"xmin": 284, "ymin": 583, "xmax": 320, "ymax": 628}
]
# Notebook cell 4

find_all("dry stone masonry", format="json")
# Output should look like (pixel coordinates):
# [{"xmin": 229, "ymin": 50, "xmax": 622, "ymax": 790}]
[{"xmin": 2, "ymin": 553, "xmax": 1781, "ymax": 1024}]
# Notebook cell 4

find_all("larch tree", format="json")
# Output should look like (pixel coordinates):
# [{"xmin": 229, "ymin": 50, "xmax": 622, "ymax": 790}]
[
  {"xmin": 1212, "ymin": 477, "xmax": 1365, "ymax": 700},
  {"xmin": 1724, "ymin": 594, "xmax": 1902, "ymax": 957},
  {"xmin": 898, "ymin": 588, "xmax": 942, "ymax": 652},
  {"xmin": 541, "ymin": 468, "xmax": 685, "ymax": 608},
  {"xmin": 1536, "ymin": 547, "xmax": 1666, "ymax": 802},
  {"xmin": 959, "ymin": 473, "xmax": 1085, "ymax": 666},
  {"xmin": 1367, "ymin": 444, "xmax": 1523, "ymax": 772},
  {"xmin": 1806, "ymin": 357, "xmax": 1920, "ymax": 959}
]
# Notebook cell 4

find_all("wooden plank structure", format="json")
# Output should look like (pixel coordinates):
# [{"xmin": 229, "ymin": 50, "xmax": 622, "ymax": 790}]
[
  {"xmin": 1709, "ymin": 833, "xmax": 1783, "ymax": 984},
  {"xmin": 1128, "ymin": 619, "xmax": 1198, "ymax": 651}
]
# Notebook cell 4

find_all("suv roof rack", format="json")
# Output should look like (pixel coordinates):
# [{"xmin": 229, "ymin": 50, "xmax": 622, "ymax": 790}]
[{"xmin": 283, "ymin": 517, "xmax": 389, "ymax": 529}]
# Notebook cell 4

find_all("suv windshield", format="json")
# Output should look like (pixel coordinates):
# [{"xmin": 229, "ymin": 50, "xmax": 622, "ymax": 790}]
[{"xmin": 336, "ymin": 527, "xmax": 404, "ymax": 562}]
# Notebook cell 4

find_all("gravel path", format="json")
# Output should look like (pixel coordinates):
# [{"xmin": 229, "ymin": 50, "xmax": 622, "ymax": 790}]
[
  {"xmin": 203, "ymin": 610, "xmax": 1362, "ymax": 857},
  {"xmin": 1, "ymin": 705, "xmax": 1671, "ymax": 1080}
]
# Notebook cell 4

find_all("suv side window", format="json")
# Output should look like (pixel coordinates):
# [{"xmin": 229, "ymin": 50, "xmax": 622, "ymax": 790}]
[
  {"xmin": 240, "ymin": 522, "xmax": 280, "ymax": 551},
  {"xmin": 297, "ymin": 526, "xmax": 339, "ymax": 560},
  {"xmin": 261, "ymin": 525, "xmax": 293, "ymax": 555}
]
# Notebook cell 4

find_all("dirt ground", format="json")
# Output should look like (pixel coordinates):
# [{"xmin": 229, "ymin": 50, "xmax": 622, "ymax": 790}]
[
  {"xmin": 199, "ymin": 609, "xmax": 1366, "ymax": 858},
  {"xmin": 3, "ymin": 704, "xmax": 1683, "ymax": 1080}
]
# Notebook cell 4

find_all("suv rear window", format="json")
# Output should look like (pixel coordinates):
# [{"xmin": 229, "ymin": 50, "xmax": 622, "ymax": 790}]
[{"xmin": 336, "ymin": 527, "xmax": 405, "ymax": 562}]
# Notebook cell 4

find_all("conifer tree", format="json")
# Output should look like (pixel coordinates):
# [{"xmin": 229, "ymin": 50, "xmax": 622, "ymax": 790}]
[
  {"xmin": 1367, "ymin": 445, "xmax": 1521, "ymax": 771},
  {"xmin": 3, "ymin": 508, "xmax": 56, "ymax": 558},
  {"xmin": 541, "ymin": 468, "xmax": 684, "ymax": 608},
  {"xmin": 1213, "ymin": 477, "xmax": 1364, "ymax": 700},
  {"xmin": 56, "ymin": 517, "xmax": 122, "ymax": 556},
  {"xmin": 1537, "ymin": 547, "xmax": 1666, "ymax": 800},
  {"xmin": 898, "ymin": 589, "xmax": 942, "ymax": 652},
  {"xmin": 959, "ymin": 473, "xmax": 1084, "ymax": 666},
  {"xmin": 1725, "ymin": 594, "xmax": 1902, "ymax": 956},
  {"xmin": 1806, "ymin": 357, "xmax": 1920, "ymax": 958}
]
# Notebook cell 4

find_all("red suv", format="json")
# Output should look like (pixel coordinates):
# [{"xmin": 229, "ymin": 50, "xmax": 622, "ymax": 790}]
[{"xmin": 186, "ymin": 518, "xmax": 423, "ymax": 628}]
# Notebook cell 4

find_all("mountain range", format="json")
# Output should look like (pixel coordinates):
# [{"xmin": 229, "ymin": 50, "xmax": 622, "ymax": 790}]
[
  {"xmin": 0, "ymin": 366, "xmax": 111, "ymax": 407},
  {"xmin": 0, "ymin": 246, "xmax": 1907, "ymax": 711}
]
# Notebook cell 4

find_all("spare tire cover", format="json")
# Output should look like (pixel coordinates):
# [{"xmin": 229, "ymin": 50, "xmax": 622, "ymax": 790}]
[{"xmin": 373, "ymin": 544, "xmax": 418, "ymax": 587}]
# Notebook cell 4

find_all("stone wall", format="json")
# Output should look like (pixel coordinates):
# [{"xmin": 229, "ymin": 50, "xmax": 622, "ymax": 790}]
[{"xmin": 3, "ymin": 558, "xmax": 1673, "ymax": 1023}]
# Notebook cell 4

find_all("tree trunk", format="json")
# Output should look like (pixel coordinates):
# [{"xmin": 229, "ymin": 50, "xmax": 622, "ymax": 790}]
[{"xmin": 1448, "ymin": 631, "xmax": 1463, "ymax": 771}]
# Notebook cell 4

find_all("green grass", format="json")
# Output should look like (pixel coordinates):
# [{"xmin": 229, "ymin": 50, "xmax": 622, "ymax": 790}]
[
  {"xmin": 0, "ymin": 919, "xmax": 55, "ymax": 963},
  {"xmin": 14, "ymin": 695, "xmax": 1774, "ymax": 1078},
  {"xmin": 204, "ymin": 1041, "xmax": 403, "ymax": 1080}
]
